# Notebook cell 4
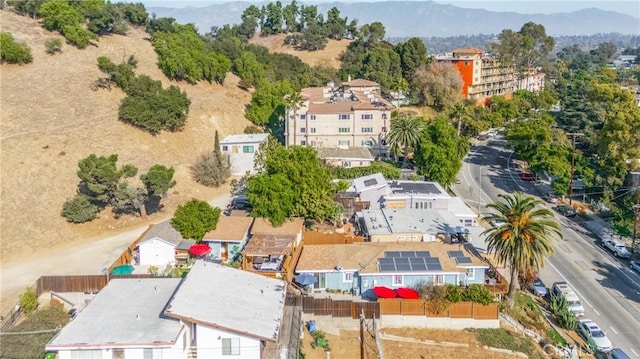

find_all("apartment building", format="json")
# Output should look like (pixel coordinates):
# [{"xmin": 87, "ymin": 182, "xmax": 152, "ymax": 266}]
[
  {"xmin": 285, "ymin": 78, "xmax": 394, "ymax": 157},
  {"xmin": 516, "ymin": 68, "xmax": 546, "ymax": 92},
  {"xmin": 436, "ymin": 48, "xmax": 515, "ymax": 103}
]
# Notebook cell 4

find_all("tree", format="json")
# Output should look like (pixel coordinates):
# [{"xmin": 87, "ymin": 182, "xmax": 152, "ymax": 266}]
[
  {"xmin": 324, "ymin": 6, "xmax": 346, "ymax": 39},
  {"xmin": 415, "ymin": 62, "xmax": 463, "ymax": 111},
  {"xmin": 449, "ymin": 102, "xmax": 471, "ymax": 136},
  {"xmin": 61, "ymin": 194, "xmax": 100, "ymax": 223},
  {"xmin": 245, "ymin": 79, "xmax": 294, "ymax": 127},
  {"xmin": 396, "ymin": 37, "xmax": 429, "ymax": 82},
  {"xmin": 191, "ymin": 136, "xmax": 231, "ymax": 188},
  {"xmin": 0, "ymin": 32, "xmax": 33, "ymax": 64},
  {"xmin": 282, "ymin": 1, "xmax": 300, "ymax": 32},
  {"xmin": 261, "ymin": 1, "xmax": 283, "ymax": 35},
  {"xmin": 246, "ymin": 174, "xmax": 296, "ymax": 225},
  {"xmin": 387, "ymin": 115, "xmax": 423, "ymax": 169},
  {"xmin": 171, "ymin": 199, "xmax": 221, "ymax": 242},
  {"xmin": 39, "ymin": 1, "xmax": 83, "ymax": 32},
  {"xmin": 77, "ymin": 154, "xmax": 127, "ymax": 203},
  {"xmin": 111, "ymin": 182, "xmax": 147, "ymax": 217},
  {"xmin": 284, "ymin": 91, "xmax": 305, "ymax": 145},
  {"xmin": 415, "ymin": 117, "xmax": 469, "ymax": 187},
  {"xmin": 140, "ymin": 165, "xmax": 176, "ymax": 197},
  {"xmin": 19, "ymin": 287, "xmax": 38, "ymax": 315},
  {"xmin": 61, "ymin": 24, "xmax": 96, "ymax": 49},
  {"xmin": 482, "ymin": 193, "xmax": 562, "ymax": 308},
  {"xmin": 233, "ymin": 51, "xmax": 264, "ymax": 87}
]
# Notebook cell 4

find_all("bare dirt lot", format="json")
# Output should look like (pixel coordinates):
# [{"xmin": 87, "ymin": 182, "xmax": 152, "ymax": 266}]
[{"xmin": 249, "ymin": 33, "xmax": 351, "ymax": 68}]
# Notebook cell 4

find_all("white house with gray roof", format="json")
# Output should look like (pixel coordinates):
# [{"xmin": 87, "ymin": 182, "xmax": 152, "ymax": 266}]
[
  {"xmin": 220, "ymin": 133, "xmax": 269, "ymax": 175},
  {"xmin": 136, "ymin": 220, "xmax": 187, "ymax": 266},
  {"xmin": 164, "ymin": 260, "xmax": 287, "ymax": 359},
  {"xmin": 46, "ymin": 278, "xmax": 187, "ymax": 359}
]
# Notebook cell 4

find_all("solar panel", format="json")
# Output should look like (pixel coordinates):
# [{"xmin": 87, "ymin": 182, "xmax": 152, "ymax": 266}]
[
  {"xmin": 396, "ymin": 263, "xmax": 412, "ymax": 271},
  {"xmin": 379, "ymin": 258, "xmax": 395, "ymax": 266},
  {"xmin": 409, "ymin": 257, "xmax": 425, "ymax": 265},
  {"xmin": 448, "ymin": 250, "xmax": 465, "ymax": 258},
  {"xmin": 411, "ymin": 262, "xmax": 427, "ymax": 271},
  {"xmin": 399, "ymin": 251, "xmax": 417, "ymax": 257},
  {"xmin": 424, "ymin": 257, "xmax": 441, "ymax": 264},
  {"xmin": 415, "ymin": 251, "xmax": 431, "ymax": 258},
  {"xmin": 427, "ymin": 263, "xmax": 443, "ymax": 271},
  {"xmin": 455, "ymin": 257, "xmax": 473, "ymax": 265},
  {"xmin": 380, "ymin": 264, "xmax": 397, "ymax": 272},
  {"xmin": 394, "ymin": 257, "xmax": 410, "ymax": 266},
  {"xmin": 385, "ymin": 251, "xmax": 402, "ymax": 258}
]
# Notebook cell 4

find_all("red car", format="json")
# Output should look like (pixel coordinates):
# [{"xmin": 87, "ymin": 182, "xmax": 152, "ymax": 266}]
[{"xmin": 519, "ymin": 172, "xmax": 535, "ymax": 181}]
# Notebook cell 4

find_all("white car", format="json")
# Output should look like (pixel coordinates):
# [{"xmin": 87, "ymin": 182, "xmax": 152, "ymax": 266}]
[
  {"xmin": 527, "ymin": 278, "xmax": 548, "ymax": 297},
  {"xmin": 578, "ymin": 319, "xmax": 613, "ymax": 352},
  {"xmin": 601, "ymin": 239, "xmax": 631, "ymax": 259}
]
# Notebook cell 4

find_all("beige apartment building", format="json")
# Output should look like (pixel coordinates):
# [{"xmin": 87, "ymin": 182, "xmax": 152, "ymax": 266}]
[{"xmin": 285, "ymin": 78, "xmax": 394, "ymax": 157}]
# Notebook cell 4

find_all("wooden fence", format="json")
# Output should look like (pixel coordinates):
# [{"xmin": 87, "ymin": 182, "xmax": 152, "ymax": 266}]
[
  {"xmin": 302, "ymin": 231, "xmax": 365, "ymax": 245},
  {"xmin": 378, "ymin": 299, "xmax": 498, "ymax": 320},
  {"xmin": 35, "ymin": 274, "xmax": 154, "ymax": 297},
  {"xmin": 302, "ymin": 297, "xmax": 380, "ymax": 319}
]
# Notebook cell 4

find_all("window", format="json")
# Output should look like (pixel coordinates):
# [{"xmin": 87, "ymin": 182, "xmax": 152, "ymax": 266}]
[
  {"xmin": 338, "ymin": 127, "xmax": 351, "ymax": 133},
  {"xmin": 310, "ymin": 140, "xmax": 317, "ymax": 146},
  {"xmin": 414, "ymin": 201, "xmax": 433, "ymax": 209},
  {"xmin": 382, "ymin": 113, "xmax": 388, "ymax": 120},
  {"xmin": 242, "ymin": 146, "xmax": 254, "ymax": 153},
  {"xmin": 381, "ymin": 127, "xmax": 387, "ymax": 133},
  {"xmin": 464, "ymin": 61, "xmax": 469, "ymax": 66},
  {"xmin": 310, "ymin": 128, "xmax": 316, "ymax": 133},
  {"xmin": 410, "ymin": 235, "xmax": 418, "ymax": 241},
  {"xmin": 221, "ymin": 145, "xmax": 228, "ymax": 152},
  {"xmin": 393, "ymin": 275, "xmax": 403, "ymax": 286},
  {"xmin": 361, "ymin": 114, "xmax": 373, "ymax": 120},
  {"xmin": 361, "ymin": 127, "xmax": 373, "ymax": 133},
  {"xmin": 222, "ymin": 338, "xmax": 241, "ymax": 355},
  {"xmin": 342, "ymin": 161, "xmax": 351, "ymax": 167},
  {"xmin": 232, "ymin": 146, "xmax": 238, "ymax": 153},
  {"xmin": 300, "ymin": 114, "xmax": 306, "ymax": 120},
  {"xmin": 338, "ymin": 114, "xmax": 350, "ymax": 120},
  {"xmin": 310, "ymin": 114, "xmax": 316, "ymax": 120},
  {"xmin": 71, "ymin": 351, "xmax": 103, "ymax": 359},
  {"xmin": 466, "ymin": 268, "xmax": 475, "ymax": 280},
  {"xmin": 143, "ymin": 349, "xmax": 153, "ymax": 359},
  {"xmin": 431, "ymin": 275, "xmax": 444, "ymax": 285},
  {"xmin": 343, "ymin": 272, "xmax": 354, "ymax": 282},
  {"xmin": 338, "ymin": 140, "xmax": 350, "ymax": 146},
  {"xmin": 300, "ymin": 140, "xmax": 306, "ymax": 146},
  {"xmin": 300, "ymin": 127, "xmax": 306, "ymax": 133},
  {"xmin": 397, "ymin": 235, "xmax": 406, "ymax": 241},
  {"xmin": 361, "ymin": 140, "xmax": 373, "ymax": 147}
]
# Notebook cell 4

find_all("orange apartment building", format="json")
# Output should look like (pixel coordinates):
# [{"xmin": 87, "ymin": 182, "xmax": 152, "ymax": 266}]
[{"xmin": 436, "ymin": 48, "xmax": 515, "ymax": 104}]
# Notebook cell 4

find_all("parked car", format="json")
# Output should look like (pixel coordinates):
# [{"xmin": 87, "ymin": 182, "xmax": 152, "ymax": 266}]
[
  {"xmin": 542, "ymin": 192, "xmax": 560, "ymax": 203},
  {"xmin": 577, "ymin": 319, "xmax": 613, "ymax": 352},
  {"xmin": 230, "ymin": 196, "xmax": 252, "ymax": 210},
  {"xmin": 519, "ymin": 172, "xmax": 535, "ymax": 181},
  {"xmin": 527, "ymin": 277, "xmax": 548, "ymax": 297},
  {"xmin": 487, "ymin": 129, "xmax": 499, "ymax": 137},
  {"xmin": 555, "ymin": 204, "xmax": 576, "ymax": 217},
  {"xmin": 601, "ymin": 238, "xmax": 632, "ymax": 259},
  {"xmin": 552, "ymin": 282, "xmax": 584, "ymax": 316},
  {"xmin": 630, "ymin": 261, "xmax": 640, "ymax": 273},
  {"xmin": 595, "ymin": 348, "xmax": 632, "ymax": 359}
]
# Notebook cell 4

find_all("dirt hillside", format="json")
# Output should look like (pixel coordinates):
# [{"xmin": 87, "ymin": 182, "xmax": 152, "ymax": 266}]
[
  {"xmin": 0, "ymin": 10, "xmax": 253, "ymax": 266},
  {"xmin": 249, "ymin": 33, "xmax": 351, "ymax": 68}
]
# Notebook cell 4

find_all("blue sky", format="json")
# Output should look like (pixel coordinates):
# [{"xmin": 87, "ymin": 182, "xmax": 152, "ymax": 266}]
[{"xmin": 141, "ymin": 0, "xmax": 640, "ymax": 16}]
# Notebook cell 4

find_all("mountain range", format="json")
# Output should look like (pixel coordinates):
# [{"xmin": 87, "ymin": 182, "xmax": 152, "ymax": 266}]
[{"xmin": 147, "ymin": 1, "xmax": 640, "ymax": 37}]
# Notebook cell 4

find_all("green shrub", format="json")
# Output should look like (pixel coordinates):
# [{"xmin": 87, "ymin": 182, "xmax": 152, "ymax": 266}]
[
  {"xmin": 445, "ymin": 284, "xmax": 463, "ymax": 303},
  {"xmin": 19, "ymin": 287, "xmax": 38, "ymax": 315},
  {"xmin": 45, "ymin": 38, "xmax": 62, "ymax": 54},
  {"xmin": 61, "ymin": 24, "xmax": 96, "ymax": 49},
  {"xmin": 334, "ymin": 161, "xmax": 401, "ymax": 179},
  {"xmin": 506, "ymin": 291, "xmax": 545, "ymax": 331},
  {"xmin": 461, "ymin": 284, "xmax": 494, "ymax": 305},
  {"xmin": 545, "ymin": 328, "xmax": 568, "ymax": 346},
  {"xmin": 549, "ymin": 293, "xmax": 577, "ymax": 330},
  {"xmin": 61, "ymin": 194, "xmax": 100, "ymax": 223},
  {"xmin": 1, "ymin": 32, "xmax": 33, "ymax": 64},
  {"xmin": 470, "ymin": 328, "xmax": 545, "ymax": 359}
]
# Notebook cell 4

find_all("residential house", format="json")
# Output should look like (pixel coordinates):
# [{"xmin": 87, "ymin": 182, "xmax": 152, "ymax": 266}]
[
  {"xmin": 346, "ymin": 172, "xmax": 390, "ymax": 210},
  {"xmin": 285, "ymin": 78, "xmax": 394, "ymax": 156},
  {"xmin": 165, "ymin": 260, "xmax": 287, "ymax": 359},
  {"xmin": 202, "ymin": 216, "xmax": 254, "ymax": 262},
  {"xmin": 136, "ymin": 220, "xmax": 188, "ymax": 266},
  {"xmin": 317, "ymin": 147, "xmax": 375, "ymax": 168},
  {"xmin": 516, "ymin": 68, "xmax": 546, "ymax": 92},
  {"xmin": 436, "ymin": 48, "xmax": 515, "ymax": 104},
  {"xmin": 46, "ymin": 278, "xmax": 188, "ymax": 359},
  {"xmin": 295, "ymin": 242, "xmax": 489, "ymax": 295},
  {"xmin": 220, "ymin": 133, "xmax": 269, "ymax": 175},
  {"xmin": 241, "ymin": 218, "xmax": 304, "ymax": 281}
]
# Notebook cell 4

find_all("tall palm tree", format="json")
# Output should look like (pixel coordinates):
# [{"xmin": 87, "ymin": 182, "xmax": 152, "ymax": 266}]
[
  {"xmin": 387, "ymin": 115, "xmax": 423, "ymax": 169},
  {"xmin": 482, "ymin": 192, "xmax": 562, "ymax": 308},
  {"xmin": 449, "ymin": 102, "xmax": 470, "ymax": 136},
  {"xmin": 284, "ymin": 92, "xmax": 304, "ymax": 147}
]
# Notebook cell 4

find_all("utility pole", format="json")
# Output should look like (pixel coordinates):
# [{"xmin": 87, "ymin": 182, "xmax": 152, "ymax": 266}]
[
  {"xmin": 632, "ymin": 188, "xmax": 640, "ymax": 254},
  {"xmin": 359, "ymin": 309, "xmax": 365, "ymax": 359},
  {"xmin": 567, "ymin": 133, "xmax": 584, "ymax": 206}
]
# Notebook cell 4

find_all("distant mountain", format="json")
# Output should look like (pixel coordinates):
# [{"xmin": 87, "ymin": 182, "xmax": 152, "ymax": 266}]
[{"xmin": 147, "ymin": 1, "xmax": 640, "ymax": 37}]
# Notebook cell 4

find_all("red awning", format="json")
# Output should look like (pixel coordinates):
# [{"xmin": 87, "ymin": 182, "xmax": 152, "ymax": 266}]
[
  {"xmin": 189, "ymin": 244, "xmax": 211, "ymax": 257},
  {"xmin": 395, "ymin": 287, "xmax": 420, "ymax": 299},
  {"xmin": 373, "ymin": 286, "xmax": 397, "ymax": 299}
]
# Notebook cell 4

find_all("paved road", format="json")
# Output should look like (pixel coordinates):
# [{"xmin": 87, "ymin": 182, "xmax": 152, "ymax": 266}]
[{"xmin": 453, "ymin": 137, "xmax": 640, "ymax": 358}]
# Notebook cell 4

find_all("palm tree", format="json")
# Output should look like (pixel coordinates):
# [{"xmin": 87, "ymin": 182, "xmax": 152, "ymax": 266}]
[
  {"xmin": 482, "ymin": 192, "xmax": 562, "ymax": 308},
  {"xmin": 449, "ymin": 102, "xmax": 470, "ymax": 136},
  {"xmin": 284, "ymin": 92, "xmax": 304, "ymax": 147},
  {"xmin": 386, "ymin": 115, "xmax": 423, "ymax": 169}
]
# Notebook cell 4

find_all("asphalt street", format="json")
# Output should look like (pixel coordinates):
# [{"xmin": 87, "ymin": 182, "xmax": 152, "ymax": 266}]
[{"xmin": 453, "ymin": 136, "xmax": 640, "ymax": 358}]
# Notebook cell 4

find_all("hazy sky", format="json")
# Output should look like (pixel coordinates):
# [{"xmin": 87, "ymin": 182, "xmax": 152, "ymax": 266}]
[{"xmin": 142, "ymin": 0, "xmax": 640, "ymax": 16}]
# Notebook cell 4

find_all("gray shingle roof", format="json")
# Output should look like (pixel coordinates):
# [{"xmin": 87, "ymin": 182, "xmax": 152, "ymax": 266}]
[
  {"xmin": 47, "ymin": 278, "xmax": 183, "ymax": 349},
  {"xmin": 139, "ymin": 220, "xmax": 186, "ymax": 246},
  {"xmin": 317, "ymin": 147, "xmax": 374, "ymax": 161},
  {"xmin": 165, "ymin": 260, "xmax": 286, "ymax": 342}
]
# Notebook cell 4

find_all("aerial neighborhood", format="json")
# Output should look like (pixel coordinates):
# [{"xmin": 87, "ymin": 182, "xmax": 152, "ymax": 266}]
[{"xmin": 1, "ymin": 1, "xmax": 640, "ymax": 359}]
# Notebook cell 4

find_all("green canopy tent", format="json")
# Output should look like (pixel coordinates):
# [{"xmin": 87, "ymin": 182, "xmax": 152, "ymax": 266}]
[{"xmin": 110, "ymin": 264, "xmax": 134, "ymax": 276}]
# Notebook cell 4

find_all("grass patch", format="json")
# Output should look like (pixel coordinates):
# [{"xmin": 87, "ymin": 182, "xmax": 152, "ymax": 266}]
[
  {"xmin": 469, "ymin": 328, "xmax": 545, "ymax": 359},
  {"xmin": 506, "ymin": 291, "xmax": 546, "ymax": 331},
  {"xmin": 0, "ymin": 301, "xmax": 70, "ymax": 359},
  {"xmin": 545, "ymin": 328, "xmax": 568, "ymax": 346}
]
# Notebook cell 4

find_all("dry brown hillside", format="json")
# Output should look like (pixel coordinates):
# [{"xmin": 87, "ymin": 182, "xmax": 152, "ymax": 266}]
[
  {"xmin": 0, "ymin": 10, "xmax": 252, "ymax": 265},
  {"xmin": 249, "ymin": 33, "xmax": 351, "ymax": 68}
]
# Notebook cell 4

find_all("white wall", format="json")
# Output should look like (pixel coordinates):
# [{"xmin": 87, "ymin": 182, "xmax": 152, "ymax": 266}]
[
  {"xmin": 138, "ymin": 239, "xmax": 175, "ymax": 266},
  {"xmin": 196, "ymin": 324, "xmax": 263, "ymax": 359},
  {"xmin": 55, "ymin": 336, "xmax": 189, "ymax": 359}
]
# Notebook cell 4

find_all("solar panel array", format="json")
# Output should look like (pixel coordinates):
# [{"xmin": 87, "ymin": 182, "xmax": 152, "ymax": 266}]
[
  {"xmin": 455, "ymin": 257, "xmax": 473, "ymax": 265},
  {"xmin": 379, "ymin": 253, "xmax": 442, "ymax": 272},
  {"xmin": 384, "ymin": 251, "xmax": 431, "ymax": 258},
  {"xmin": 447, "ymin": 250, "xmax": 464, "ymax": 258}
]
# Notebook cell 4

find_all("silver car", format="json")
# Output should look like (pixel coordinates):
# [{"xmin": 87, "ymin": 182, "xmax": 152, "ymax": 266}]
[
  {"xmin": 578, "ymin": 319, "xmax": 612, "ymax": 352},
  {"xmin": 527, "ymin": 278, "xmax": 548, "ymax": 297},
  {"xmin": 630, "ymin": 261, "xmax": 640, "ymax": 273}
]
